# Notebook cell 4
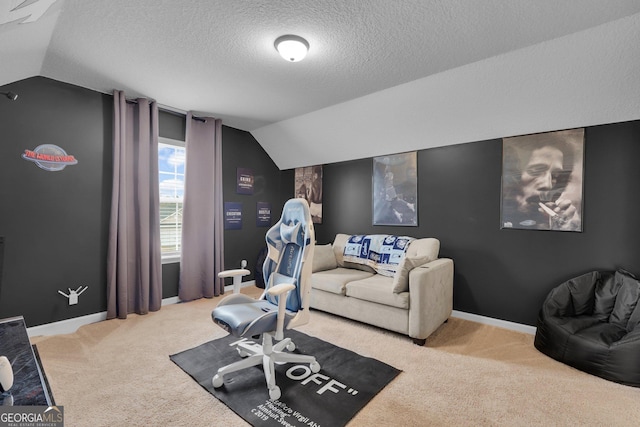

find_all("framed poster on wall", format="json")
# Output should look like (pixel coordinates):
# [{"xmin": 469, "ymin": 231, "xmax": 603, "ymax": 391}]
[
  {"xmin": 372, "ymin": 152, "xmax": 417, "ymax": 226},
  {"xmin": 294, "ymin": 165, "xmax": 323, "ymax": 224},
  {"xmin": 224, "ymin": 202, "xmax": 242, "ymax": 230},
  {"xmin": 501, "ymin": 128, "xmax": 584, "ymax": 232},
  {"xmin": 236, "ymin": 168, "xmax": 254, "ymax": 194},
  {"xmin": 256, "ymin": 202, "xmax": 271, "ymax": 227}
]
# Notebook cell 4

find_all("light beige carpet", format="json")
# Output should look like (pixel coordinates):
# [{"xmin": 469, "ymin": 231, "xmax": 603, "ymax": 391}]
[{"xmin": 32, "ymin": 287, "xmax": 640, "ymax": 427}]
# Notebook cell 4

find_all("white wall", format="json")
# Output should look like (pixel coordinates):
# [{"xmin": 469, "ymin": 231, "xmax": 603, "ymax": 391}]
[{"xmin": 253, "ymin": 13, "xmax": 640, "ymax": 170}]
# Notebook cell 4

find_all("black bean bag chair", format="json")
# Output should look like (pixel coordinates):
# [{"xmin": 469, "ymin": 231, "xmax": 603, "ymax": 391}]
[{"xmin": 534, "ymin": 269, "xmax": 640, "ymax": 387}]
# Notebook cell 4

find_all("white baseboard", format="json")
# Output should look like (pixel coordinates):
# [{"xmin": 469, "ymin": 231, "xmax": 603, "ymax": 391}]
[
  {"xmin": 27, "ymin": 296, "xmax": 182, "ymax": 338},
  {"xmin": 451, "ymin": 310, "xmax": 537, "ymax": 335},
  {"xmin": 27, "ymin": 312, "xmax": 109, "ymax": 338},
  {"xmin": 28, "ymin": 283, "xmax": 257, "ymax": 338},
  {"xmin": 161, "ymin": 296, "xmax": 180, "ymax": 306},
  {"xmin": 28, "ymin": 293, "xmax": 533, "ymax": 338}
]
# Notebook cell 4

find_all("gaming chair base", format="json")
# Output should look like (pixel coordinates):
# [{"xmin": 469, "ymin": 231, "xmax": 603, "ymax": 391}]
[{"xmin": 212, "ymin": 333, "xmax": 320, "ymax": 400}]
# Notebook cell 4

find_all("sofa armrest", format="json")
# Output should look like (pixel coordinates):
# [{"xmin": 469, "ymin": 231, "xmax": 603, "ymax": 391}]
[{"xmin": 408, "ymin": 258, "xmax": 454, "ymax": 340}]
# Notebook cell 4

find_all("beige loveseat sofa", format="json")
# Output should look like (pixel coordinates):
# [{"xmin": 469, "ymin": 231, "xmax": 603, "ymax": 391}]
[{"xmin": 310, "ymin": 234, "xmax": 454, "ymax": 345}]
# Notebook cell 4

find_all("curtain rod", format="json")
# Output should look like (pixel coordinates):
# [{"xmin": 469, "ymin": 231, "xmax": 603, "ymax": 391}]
[
  {"xmin": 157, "ymin": 102, "xmax": 207, "ymax": 122},
  {"xmin": 111, "ymin": 90, "xmax": 213, "ymax": 122},
  {"xmin": 126, "ymin": 100, "xmax": 207, "ymax": 122}
]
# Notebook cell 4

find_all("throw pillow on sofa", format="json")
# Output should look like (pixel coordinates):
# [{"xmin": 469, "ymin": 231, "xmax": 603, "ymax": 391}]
[
  {"xmin": 391, "ymin": 237, "xmax": 440, "ymax": 293},
  {"xmin": 392, "ymin": 255, "xmax": 434, "ymax": 293},
  {"xmin": 312, "ymin": 244, "xmax": 338, "ymax": 272}
]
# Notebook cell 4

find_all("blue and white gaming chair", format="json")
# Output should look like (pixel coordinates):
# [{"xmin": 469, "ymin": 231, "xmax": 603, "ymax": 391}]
[{"xmin": 211, "ymin": 198, "xmax": 319, "ymax": 400}]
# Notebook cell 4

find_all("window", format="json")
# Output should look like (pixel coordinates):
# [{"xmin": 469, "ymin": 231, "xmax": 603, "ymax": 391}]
[{"xmin": 159, "ymin": 137, "xmax": 185, "ymax": 262}]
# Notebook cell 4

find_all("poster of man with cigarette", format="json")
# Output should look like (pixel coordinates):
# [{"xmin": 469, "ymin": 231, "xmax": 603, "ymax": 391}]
[{"xmin": 501, "ymin": 128, "xmax": 584, "ymax": 232}]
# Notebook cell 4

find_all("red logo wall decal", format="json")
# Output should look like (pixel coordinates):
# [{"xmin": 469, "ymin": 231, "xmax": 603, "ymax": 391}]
[{"xmin": 22, "ymin": 144, "xmax": 78, "ymax": 171}]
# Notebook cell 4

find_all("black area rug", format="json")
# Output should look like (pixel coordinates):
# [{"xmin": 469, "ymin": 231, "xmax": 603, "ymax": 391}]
[{"xmin": 170, "ymin": 330, "xmax": 401, "ymax": 427}]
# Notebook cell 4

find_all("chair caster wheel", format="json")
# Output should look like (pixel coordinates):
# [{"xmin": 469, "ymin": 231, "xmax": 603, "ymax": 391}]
[
  {"xmin": 212, "ymin": 374, "xmax": 224, "ymax": 388},
  {"xmin": 269, "ymin": 386, "xmax": 281, "ymax": 401},
  {"xmin": 286, "ymin": 342, "xmax": 296, "ymax": 351},
  {"xmin": 310, "ymin": 361, "xmax": 320, "ymax": 373},
  {"xmin": 237, "ymin": 348, "xmax": 249, "ymax": 358}
]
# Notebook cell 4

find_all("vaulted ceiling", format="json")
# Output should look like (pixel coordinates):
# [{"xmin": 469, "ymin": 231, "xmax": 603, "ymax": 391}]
[{"xmin": 2, "ymin": 0, "xmax": 640, "ymax": 169}]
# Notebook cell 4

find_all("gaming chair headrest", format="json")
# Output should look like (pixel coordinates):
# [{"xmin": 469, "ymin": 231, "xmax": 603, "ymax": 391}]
[
  {"xmin": 281, "ymin": 199, "xmax": 310, "ymax": 227},
  {"xmin": 280, "ymin": 222, "xmax": 303, "ymax": 246}
]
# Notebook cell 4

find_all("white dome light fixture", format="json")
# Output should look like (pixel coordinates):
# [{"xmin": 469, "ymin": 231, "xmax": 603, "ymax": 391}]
[{"xmin": 274, "ymin": 35, "xmax": 309, "ymax": 62}]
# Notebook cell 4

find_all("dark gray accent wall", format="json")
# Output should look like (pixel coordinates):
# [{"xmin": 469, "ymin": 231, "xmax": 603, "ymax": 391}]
[
  {"xmin": 0, "ymin": 77, "xmax": 112, "ymax": 327},
  {"xmin": 221, "ymin": 126, "xmax": 287, "ymax": 284},
  {"xmin": 159, "ymin": 109, "xmax": 186, "ymax": 141},
  {"xmin": 313, "ymin": 121, "xmax": 640, "ymax": 326},
  {"xmin": 0, "ymin": 77, "xmax": 283, "ymax": 326},
  {"xmin": 3, "ymin": 76, "xmax": 639, "ymax": 329}
]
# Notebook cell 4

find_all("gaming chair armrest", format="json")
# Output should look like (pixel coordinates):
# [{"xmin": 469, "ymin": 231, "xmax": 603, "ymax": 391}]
[
  {"xmin": 218, "ymin": 269, "xmax": 251, "ymax": 294},
  {"xmin": 267, "ymin": 283, "xmax": 296, "ymax": 296},
  {"xmin": 218, "ymin": 268, "xmax": 251, "ymax": 278},
  {"xmin": 267, "ymin": 283, "xmax": 296, "ymax": 340}
]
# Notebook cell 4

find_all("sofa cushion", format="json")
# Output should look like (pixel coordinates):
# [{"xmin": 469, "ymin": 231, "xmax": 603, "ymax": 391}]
[
  {"xmin": 311, "ymin": 268, "xmax": 374, "ymax": 295},
  {"xmin": 345, "ymin": 275, "xmax": 410, "ymax": 309},
  {"xmin": 391, "ymin": 238, "xmax": 440, "ymax": 293},
  {"xmin": 312, "ymin": 244, "xmax": 338, "ymax": 273},
  {"xmin": 343, "ymin": 261, "xmax": 376, "ymax": 273}
]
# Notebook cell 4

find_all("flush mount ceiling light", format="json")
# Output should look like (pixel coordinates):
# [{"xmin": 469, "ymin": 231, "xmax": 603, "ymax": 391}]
[{"xmin": 274, "ymin": 35, "xmax": 309, "ymax": 62}]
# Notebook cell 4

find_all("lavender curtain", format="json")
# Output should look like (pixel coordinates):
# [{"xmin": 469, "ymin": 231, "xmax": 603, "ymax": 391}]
[
  {"xmin": 107, "ymin": 90, "xmax": 162, "ymax": 319},
  {"xmin": 178, "ymin": 113, "xmax": 225, "ymax": 300}
]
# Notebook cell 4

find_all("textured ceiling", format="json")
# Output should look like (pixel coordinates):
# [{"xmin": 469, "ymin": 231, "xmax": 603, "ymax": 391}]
[{"xmin": 2, "ymin": 0, "xmax": 640, "ymax": 168}]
